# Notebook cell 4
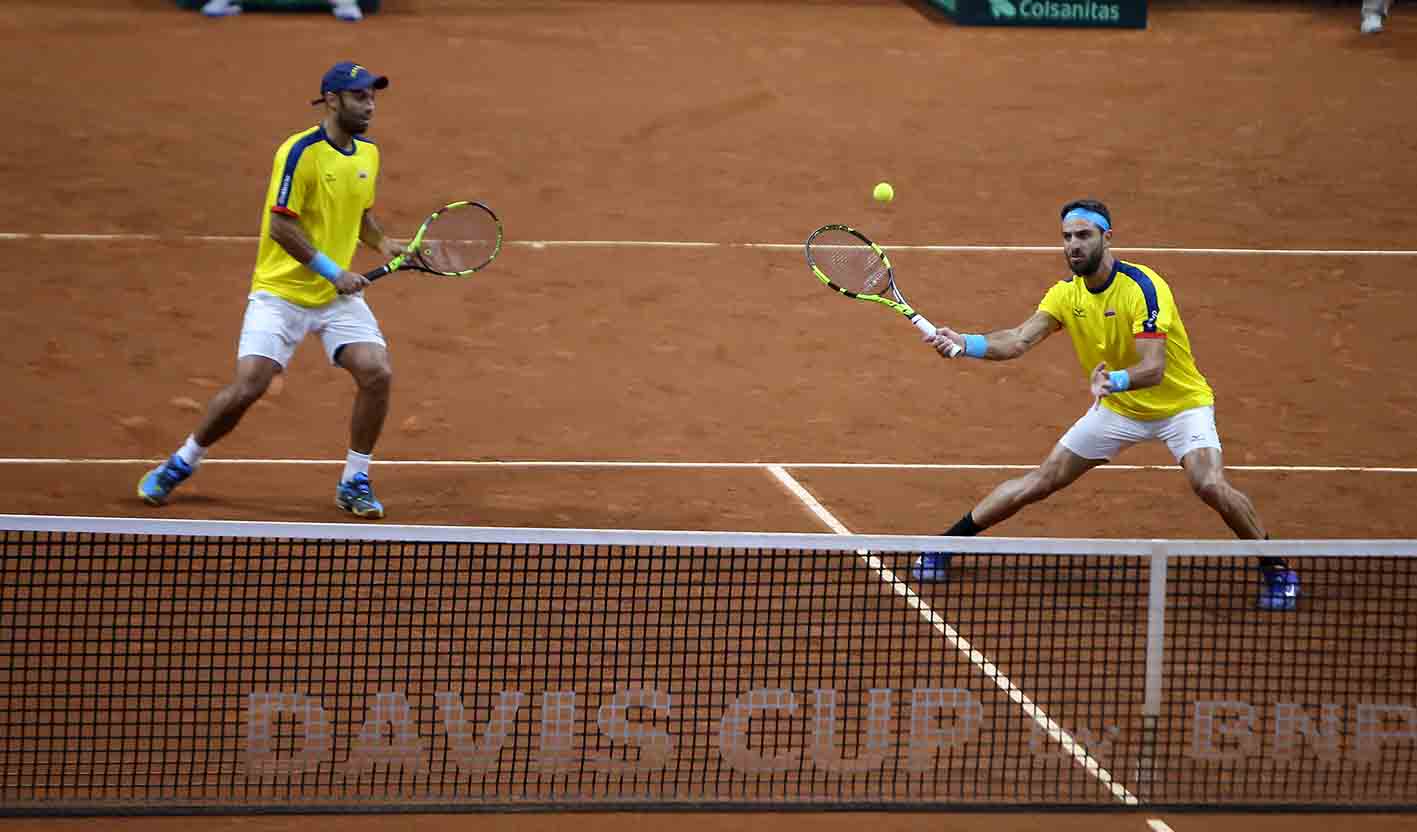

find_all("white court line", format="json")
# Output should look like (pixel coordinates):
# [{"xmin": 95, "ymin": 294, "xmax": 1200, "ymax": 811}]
[
  {"xmin": 765, "ymin": 464, "xmax": 1139, "ymax": 806},
  {"xmin": 0, "ymin": 233, "xmax": 159, "ymax": 242},
  {"xmin": 519, "ymin": 240, "xmax": 719, "ymax": 249},
  {"xmin": 766, "ymin": 465, "xmax": 853, "ymax": 536},
  {"xmin": 1147, "ymin": 819, "xmax": 1177, "ymax": 832},
  {"xmin": 0, "ymin": 232, "xmax": 1414, "ymax": 256},
  {"xmin": 747, "ymin": 243, "xmax": 1417, "ymax": 256},
  {"xmin": 1, "ymin": 458, "xmax": 1414, "ymax": 473}
]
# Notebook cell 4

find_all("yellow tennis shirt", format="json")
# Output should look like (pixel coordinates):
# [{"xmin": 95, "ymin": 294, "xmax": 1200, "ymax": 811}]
[
  {"xmin": 1038, "ymin": 260, "xmax": 1214, "ymax": 420},
  {"xmin": 250, "ymin": 125, "xmax": 380, "ymax": 308}
]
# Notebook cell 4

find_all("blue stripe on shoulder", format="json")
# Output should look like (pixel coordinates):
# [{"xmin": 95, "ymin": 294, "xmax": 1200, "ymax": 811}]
[
  {"xmin": 354, "ymin": 134, "xmax": 377, "ymax": 145},
  {"xmin": 275, "ymin": 128, "xmax": 326, "ymax": 210},
  {"xmin": 1116, "ymin": 261, "xmax": 1162, "ymax": 333}
]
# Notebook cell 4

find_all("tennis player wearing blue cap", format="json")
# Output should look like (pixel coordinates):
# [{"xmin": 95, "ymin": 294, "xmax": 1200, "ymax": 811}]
[{"xmin": 139, "ymin": 62, "xmax": 403, "ymax": 519}]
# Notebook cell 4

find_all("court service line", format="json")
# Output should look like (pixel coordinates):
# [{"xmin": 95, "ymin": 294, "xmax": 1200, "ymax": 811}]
[
  {"xmin": 743, "ymin": 243, "xmax": 1417, "ymax": 256},
  {"xmin": 764, "ymin": 464, "xmax": 1139, "ymax": 806},
  {"xmin": 0, "ymin": 232, "xmax": 1414, "ymax": 256},
  {"xmin": 1, "ymin": 458, "xmax": 1413, "ymax": 474}
]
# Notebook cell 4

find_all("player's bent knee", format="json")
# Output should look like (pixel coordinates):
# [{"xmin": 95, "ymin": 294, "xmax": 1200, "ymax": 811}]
[
  {"xmin": 1191, "ymin": 476, "xmax": 1227, "ymax": 505},
  {"xmin": 231, "ymin": 376, "xmax": 272, "ymax": 407},
  {"xmin": 228, "ymin": 358, "xmax": 279, "ymax": 407},
  {"xmin": 354, "ymin": 362, "xmax": 393, "ymax": 392},
  {"xmin": 1020, "ymin": 471, "xmax": 1063, "ymax": 504}
]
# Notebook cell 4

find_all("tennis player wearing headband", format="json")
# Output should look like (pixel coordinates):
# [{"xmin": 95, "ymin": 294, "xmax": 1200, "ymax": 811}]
[{"xmin": 917, "ymin": 199, "xmax": 1300, "ymax": 611}]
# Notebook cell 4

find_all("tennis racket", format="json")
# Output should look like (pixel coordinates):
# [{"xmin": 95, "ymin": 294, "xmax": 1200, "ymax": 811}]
[
  {"xmin": 364, "ymin": 201, "xmax": 503, "ymax": 282},
  {"xmin": 805, "ymin": 224, "xmax": 962, "ymax": 356}
]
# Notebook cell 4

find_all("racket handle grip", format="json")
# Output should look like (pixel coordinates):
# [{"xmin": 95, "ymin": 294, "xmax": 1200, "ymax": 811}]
[
  {"xmin": 911, "ymin": 313, "xmax": 963, "ymax": 357},
  {"xmin": 363, "ymin": 264, "xmax": 393, "ymax": 282}
]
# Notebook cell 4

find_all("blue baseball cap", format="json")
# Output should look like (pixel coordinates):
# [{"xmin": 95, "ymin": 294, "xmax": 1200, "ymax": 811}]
[{"xmin": 313, "ymin": 61, "xmax": 389, "ymax": 103}]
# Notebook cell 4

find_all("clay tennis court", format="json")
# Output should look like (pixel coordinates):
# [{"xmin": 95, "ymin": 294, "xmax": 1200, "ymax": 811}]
[{"xmin": 3, "ymin": 0, "xmax": 1417, "ymax": 829}]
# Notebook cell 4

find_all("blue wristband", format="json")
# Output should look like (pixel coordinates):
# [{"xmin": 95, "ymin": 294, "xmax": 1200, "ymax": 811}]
[
  {"xmin": 963, "ymin": 334, "xmax": 988, "ymax": 358},
  {"xmin": 1108, "ymin": 369, "xmax": 1131, "ymax": 392},
  {"xmin": 307, "ymin": 251, "xmax": 342, "ymax": 282}
]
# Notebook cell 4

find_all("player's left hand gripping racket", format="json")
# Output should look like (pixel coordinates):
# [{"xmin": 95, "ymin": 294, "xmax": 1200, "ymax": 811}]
[
  {"xmin": 364, "ymin": 201, "xmax": 503, "ymax": 282},
  {"xmin": 805, "ymin": 224, "xmax": 962, "ymax": 356}
]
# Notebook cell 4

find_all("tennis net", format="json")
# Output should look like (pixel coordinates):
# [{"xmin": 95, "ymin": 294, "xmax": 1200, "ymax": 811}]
[{"xmin": 2, "ymin": 514, "xmax": 1414, "ymax": 813}]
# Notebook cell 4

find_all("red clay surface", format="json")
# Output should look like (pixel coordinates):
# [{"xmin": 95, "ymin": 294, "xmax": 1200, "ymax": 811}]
[{"xmin": 3, "ymin": 0, "xmax": 1417, "ymax": 828}]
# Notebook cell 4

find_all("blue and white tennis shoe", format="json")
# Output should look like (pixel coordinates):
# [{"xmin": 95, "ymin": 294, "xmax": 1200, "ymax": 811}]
[{"xmin": 137, "ymin": 455, "xmax": 193, "ymax": 506}]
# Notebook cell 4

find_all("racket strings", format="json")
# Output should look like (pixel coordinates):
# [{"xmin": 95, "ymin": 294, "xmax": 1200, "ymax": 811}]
[
  {"xmin": 416, "ymin": 207, "xmax": 501, "ymax": 274},
  {"xmin": 811, "ymin": 231, "xmax": 891, "ymax": 295}
]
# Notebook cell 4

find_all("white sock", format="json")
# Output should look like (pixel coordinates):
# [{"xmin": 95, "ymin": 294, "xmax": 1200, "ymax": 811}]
[
  {"xmin": 343, "ymin": 450, "xmax": 372, "ymax": 483},
  {"xmin": 175, "ymin": 435, "xmax": 208, "ymax": 468}
]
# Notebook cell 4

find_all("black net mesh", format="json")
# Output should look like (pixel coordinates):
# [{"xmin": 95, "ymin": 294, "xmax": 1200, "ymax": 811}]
[{"xmin": 1, "ymin": 527, "xmax": 1413, "ymax": 812}]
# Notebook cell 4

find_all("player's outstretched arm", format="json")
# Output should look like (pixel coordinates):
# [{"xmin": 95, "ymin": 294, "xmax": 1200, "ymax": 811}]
[{"xmin": 926, "ymin": 310, "xmax": 1060, "ymax": 361}]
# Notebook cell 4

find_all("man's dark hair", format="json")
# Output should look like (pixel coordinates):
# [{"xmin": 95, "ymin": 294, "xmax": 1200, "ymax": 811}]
[{"xmin": 1060, "ymin": 199, "xmax": 1112, "ymax": 227}]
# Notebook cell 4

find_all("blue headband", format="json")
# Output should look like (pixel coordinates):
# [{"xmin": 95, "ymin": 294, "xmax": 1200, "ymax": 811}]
[{"xmin": 1063, "ymin": 208, "xmax": 1111, "ymax": 232}]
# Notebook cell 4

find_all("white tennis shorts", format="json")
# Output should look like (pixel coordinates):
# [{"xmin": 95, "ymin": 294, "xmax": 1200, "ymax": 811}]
[
  {"xmin": 1059, "ymin": 403, "xmax": 1222, "ymax": 463},
  {"xmin": 237, "ymin": 291, "xmax": 386, "ymax": 368}
]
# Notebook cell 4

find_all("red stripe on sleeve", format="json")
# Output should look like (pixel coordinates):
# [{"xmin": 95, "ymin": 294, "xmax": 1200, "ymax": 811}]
[
  {"xmin": 270, "ymin": 206, "xmax": 299, "ymax": 218},
  {"xmin": 1135, "ymin": 332, "xmax": 1167, "ymax": 340}
]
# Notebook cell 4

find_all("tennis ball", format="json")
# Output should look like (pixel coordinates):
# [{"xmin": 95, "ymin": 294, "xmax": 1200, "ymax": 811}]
[{"xmin": 873, "ymin": 182, "xmax": 895, "ymax": 203}]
